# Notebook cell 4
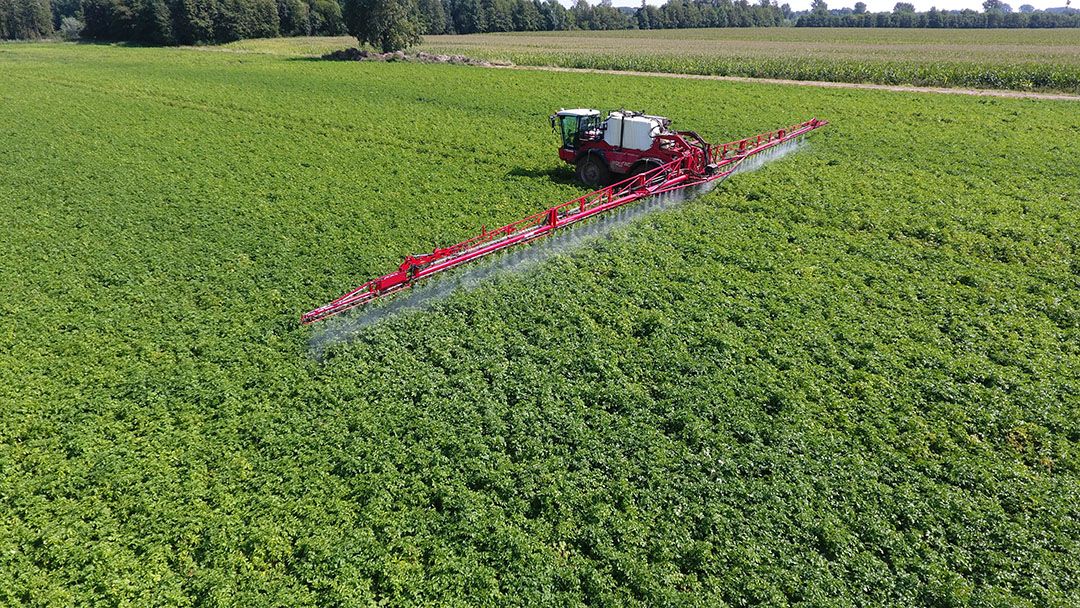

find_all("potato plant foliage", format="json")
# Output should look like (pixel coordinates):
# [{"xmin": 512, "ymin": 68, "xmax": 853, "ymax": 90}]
[{"xmin": 1, "ymin": 43, "xmax": 1078, "ymax": 606}]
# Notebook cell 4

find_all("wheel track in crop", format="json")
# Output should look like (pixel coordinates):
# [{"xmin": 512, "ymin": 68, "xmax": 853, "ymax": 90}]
[{"xmin": 493, "ymin": 64, "xmax": 1080, "ymax": 101}]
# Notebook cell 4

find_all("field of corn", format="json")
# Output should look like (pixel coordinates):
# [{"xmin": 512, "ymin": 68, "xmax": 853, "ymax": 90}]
[
  {"xmin": 223, "ymin": 28, "xmax": 1080, "ymax": 93},
  {"xmin": 1, "ymin": 42, "xmax": 1079, "ymax": 606}
]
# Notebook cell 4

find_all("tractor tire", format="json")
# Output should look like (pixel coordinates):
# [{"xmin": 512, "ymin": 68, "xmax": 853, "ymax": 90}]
[{"xmin": 576, "ymin": 156, "xmax": 610, "ymax": 188}]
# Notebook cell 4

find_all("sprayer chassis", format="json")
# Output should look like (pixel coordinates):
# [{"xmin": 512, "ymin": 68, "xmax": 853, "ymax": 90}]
[{"xmin": 302, "ymin": 118, "xmax": 827, "ymax": 324}]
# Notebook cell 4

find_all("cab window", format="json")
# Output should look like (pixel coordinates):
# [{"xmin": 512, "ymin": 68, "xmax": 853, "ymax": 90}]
[{"xmin": 560, "ymin": 116, "xmax": 579, "ymax": 149}]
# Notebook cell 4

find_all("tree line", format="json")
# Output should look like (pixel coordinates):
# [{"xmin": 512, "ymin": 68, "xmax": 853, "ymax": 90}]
[
  {"xmin": 1, "ymin": 0, "xmax": 792, "ymax": 42},
  {"xmin": 0, "ymin": 0, "xmax": 345, "ymax": 41},
  {"xmin": 796, "ymin": 0, "xmax": 1080, "ymax": 27},
  {"xmin": 2, "ymin": 0, "xmax": 1077, "ymax": 42}
]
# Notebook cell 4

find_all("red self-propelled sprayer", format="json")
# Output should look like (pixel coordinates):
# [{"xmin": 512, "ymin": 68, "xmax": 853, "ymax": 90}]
[{"xmin": 301, "ymin": 111, "xmax": 827, "ymax": 324}]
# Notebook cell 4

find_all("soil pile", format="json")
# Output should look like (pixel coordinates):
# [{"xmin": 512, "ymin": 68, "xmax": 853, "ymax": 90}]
[{"xmin": 322, "ymin": 48, "xmax": 511, "ymax": 67}]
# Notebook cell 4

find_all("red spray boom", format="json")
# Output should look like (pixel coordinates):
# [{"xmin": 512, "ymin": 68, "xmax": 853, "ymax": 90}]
[{"xmin": 302, "ymin": 118, "xmax": 827, "ymax": 324}]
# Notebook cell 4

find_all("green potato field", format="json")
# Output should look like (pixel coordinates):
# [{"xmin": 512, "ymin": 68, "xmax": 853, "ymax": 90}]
[{"xmin": 1, "ymin": 42, "xmax": 1078, "ymax": 606}]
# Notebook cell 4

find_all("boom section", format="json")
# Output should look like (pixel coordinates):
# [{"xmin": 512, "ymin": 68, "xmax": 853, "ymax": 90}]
[{"xmin": 302, "ymin": 118, "xmax": 826, "ymax": 324}]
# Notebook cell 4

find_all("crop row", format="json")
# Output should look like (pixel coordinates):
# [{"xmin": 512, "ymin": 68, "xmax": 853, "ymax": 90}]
[{"xmin": 424, "ymin": 48, "xmax": 1080, "ymax": 92}]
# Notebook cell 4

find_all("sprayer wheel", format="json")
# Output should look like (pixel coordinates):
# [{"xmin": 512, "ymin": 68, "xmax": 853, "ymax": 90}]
[{"xmin": 576, "ymin": 156, "xmax": 609, "ymax": 188}]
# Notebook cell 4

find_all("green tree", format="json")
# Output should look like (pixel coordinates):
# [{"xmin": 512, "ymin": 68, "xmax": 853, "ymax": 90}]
[
  {"xmin": 479, "ymin": 0, "xmax": 511, "ymax": 31},
  {"xmin": 927, "ymin": 5, "xmax": 941, "ymax": 25},
  {"xmin": 1, "ymin": 0, "xmax": 53, "ymax": 37},
  {"xmin": 79, "ymin": 0, "xmax": 131, "ymax": 39},
  {"xmin": 169, "ymin": 0, "xmax": 216, "ymax": 43},
  {"xmin": 135, "ymin": 0, "xmax": 173, "ymax": 41},
  {"xmin": 213, "ymin": 0, "xmax": 278, "ymax": 41},
  {"xmin": 57, "ymin": 13, "xmax": 81, "ymax": 35},
  {"xmin": 277, "ymin": 0, "xmax": 309, "ymax": 35},
  {"xmin": 450, "ymin": 0, "xmax": 483, "ymax": 32},
  {"xmin": 569, "ymin": 0, "xmax": 589, "ymax": 28},
  {"xmin": 307, "ymin": 0, "xmax": 342, "ymax": 33},
  {"xmin": 635, "ymin": 0, "xmax": 651, "ymax": 27},
  {"xmin": 537, "ymin": 0, "xmax": 567, "ymax": 29},
  {"xmin": 589, "ymin": 0, "xmax": 626, "ymax": 29},
  {"xmin": 343, "ymin": 0, "xmax": 420, "ymax": 51},
  {"xmin": 417, "ymin": 0, "xmax": 446, "ymax": 32},
  {"xmin": 510, "ymin": 0, "xmax": 538, "ymax": 30},
  {"xmin": 49, "ymin": 0, "xmax": 79, "ymax": 27}
]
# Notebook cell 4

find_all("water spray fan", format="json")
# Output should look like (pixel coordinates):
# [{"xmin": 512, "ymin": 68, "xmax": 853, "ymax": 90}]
[{"xmin": 302, "ymin": 116, "xmax": 827, "ymax": 324}]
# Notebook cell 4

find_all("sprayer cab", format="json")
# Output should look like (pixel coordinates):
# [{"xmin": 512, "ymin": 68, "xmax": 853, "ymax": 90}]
[
  {"xmin": 550, "ymin": 109, "xmax": 603, "ymax": 149},
  {"xmin": 550, "ymin": 109, "xmax": 711, "ymax": 188}
]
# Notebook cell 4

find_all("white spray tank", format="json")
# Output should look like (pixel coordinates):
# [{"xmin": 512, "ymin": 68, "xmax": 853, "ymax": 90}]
[{"xmin": 603, "ymin": 111, "xmax": 666, "ymax": 151}]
